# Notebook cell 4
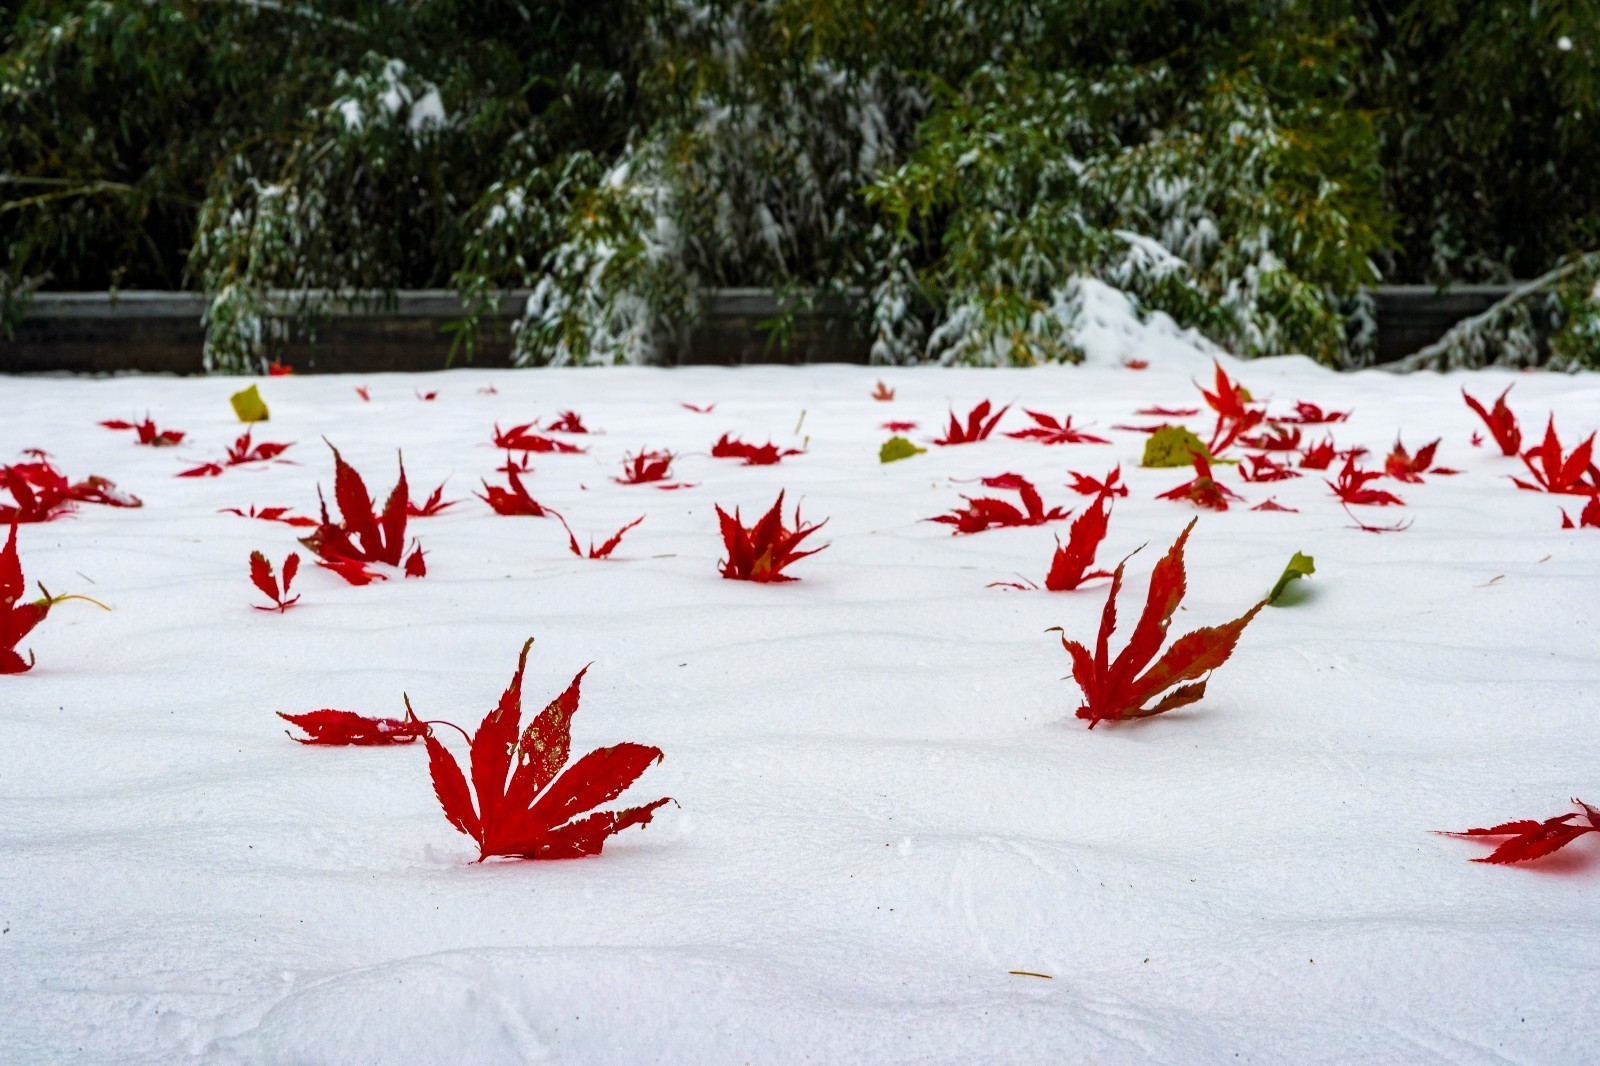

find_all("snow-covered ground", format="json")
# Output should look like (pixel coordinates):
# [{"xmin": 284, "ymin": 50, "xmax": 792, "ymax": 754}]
[{"xmin": 2, "ymin": 347, "xmax": 1597, "ymax": 1064}]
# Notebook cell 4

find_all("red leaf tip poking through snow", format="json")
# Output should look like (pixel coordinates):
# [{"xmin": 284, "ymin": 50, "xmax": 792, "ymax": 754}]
[
  {"xmin": 420, "ymin": 637, "xmax": 671, "ymax": 861},
  {"xmin": 249, "ymin": 551, "xmax": 301, "ymax": 612},
  {"xmin": 1, "ymin": 523, "xmax": 51, "ymax": 674},
  {"xmin": 933, "ymin": 400, "xmax": 1009, "ymax": 445},
  {"xmin": 478, "ymin": 468, "xmax": 558, "ymax": 517},
  {"xmin": 279, "ymin": 709, "xmax": 427, "ymax": 745},
  {"xmin": 1053, "ymin": 519, "xmax": 1266, "ymax": 728},
  {"xmin": 1157, "ymin": 451, "xmax": 1242, "ymax": 511},
  {"xmin": 1327, "ymin": 455, "xmax": 1405, "ymax": 506},
  {"xmin": 1561, "ymin": 494, "xmax": 1600, "ymax": 528},
  {"xmin": 1441, "ymin": 799, "xmax": 1600, "ymax": 864},
  {"xmin": 1462, "ymin": 386, "xmax": 1522, "ymax": 456},
  {"xmin": 1385, "ymin": 437, "xmax": 1459, "ymax": 482},
  {"xmin": 299, "ymin": 443, "xmax": 427, "ymax": 583},
  {"xmin": 1512, "ymin": 418, "xmax": 1599, "ymax": 495},
  {"xmin": 559, "ymin": 515, "xmax": 645, "ymax": 559},
  {"xmin": 717, "ymin": 491, "xmax": 827, "ymax": 582}
]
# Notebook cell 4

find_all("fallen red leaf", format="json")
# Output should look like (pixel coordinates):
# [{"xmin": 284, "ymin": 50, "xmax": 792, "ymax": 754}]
[
  {"xmin": 299, "ymin": 444, "xmax": 427, "ymax": 581},
  {"xmin": 1462, "ymin": 386, "xmax": 1521, "ymax": 456},
  {"xmin": 872, "ymin": 381, "xmax": 895, "ymax": 401},
  {"xmin": 1067, "ymin": 467, "xmax": 1128, "ymax": 498},
  {"xmin": 355, "ymin": 386, "xmax": 371, "ymax": 402},
  {"xmin": 1135, "ymin": 406, "xmax": 1200, "ymax": 417},
  {"xmin": 1238, "ymin": 454, "xmax": 1302, "ymax": 483},
  {"xmin": 420, "ymin": 638, "xmax": 670, "ymax": 861},
  {"xmin": 268, "ymin": 361, "xmax": 294, "ymax": 376},
  {"xmin": 710, "ymin": 434, "xmax": 803, "ymax": 466},
  {"xmin": 929, "ymin": 473, "xmax": 1069, "ymax": 534},
  {"xmin": 1511, "ymin": 418, "xmax": 1599, "ymax": 494},
  {"xmin": 681, "ymin": 402, "xmax": 716, "ymax": 414},
  {"xmin": 249, "ymin": 551, "xmax": 301, "ymax": 612},
  {"xmin": 1277, "ymin": 401, "xmax": 1349, "ymax": 424},
  {"xmin": 1440, "ymin": 799, "xmax": 1599, "ymax": 864},
  {"xmin": 933, "ymin": 400, "xmax": 1009, "ymax": 445},
  {"xmin": 1004, "ymin": 411, "xmax": 1111, "ymax": 445},
  {"xmin": 1157, "ymin": 452, "xmax": 1242, "ymax": 511},
  {"xmin": 279, "ymin": 709, "xmax": 427, "ymax": 746},
  {"xmin": 558, "ymin": 515, "xmax": 644, "ymax": 559},
  {"xmin": 1251, "ymin": 498, "xmax": 1298, "ymax": 512},
  {"xmin": 100, "ymin": 417, "xmax": 185, "ymax": 447},
  {"xmin": 717, "ymin": 491, "xmax": 827, "ymax": 582},
  {"xmin": 1, "ymin": 523, "xmax": 50, "ymax": 674},
  {"xmin": 1239, "ymin": 426, "xmax": 1302, "ymax": 452},
  {"xmin": 221, "ymin": 505, "xmax": 318, "ymax": 528},
  {"xmin": 991, "ymin": 490, "xmax": 1114, "ymax": 591},
  {"xmin": 1561, "ymin": 495, "xmax": 1600, "ymax": 528},
  {"xmin": 2, "ymin": 459, "xmax": 141, "ymax": 522},
  {"xmin": 478, "ymin": 468, "xmax": 558, "ymax": 517},
  {"xmin": 407, "ymin": 483, "xmax": 457, "ymax": 517},
  {"xmin": 1053, "ymin": 518, "xmax": 1266, "ymax": 727},
  {"xmin": 492, "ymin": 423, "xmax": 586, "ymax": 454},
  {"xmin": 1327, "ymin": 455, "xmax": 1404, "ymax": 506},
  {"xmin": 544, "ymin": 411, "xmax": 593, "ymax": 434},
  {"xmin": 1385, "ymin": 437, "xmax": 1459, "ymax": 482},
  {"xmin": 1122, "ymin": 358, "xmax": 1149, "ymax": 370},
  {"xmin": 881, "ymin": 421, "xmax": 919, "ymax": 433},
  {"xmin": 416, "ymin": 389, "xmax": 438, "ymax": 401},
  {"xmin": 1298, "ymin": 438, "xmax": 1337, "ymax": 470}
]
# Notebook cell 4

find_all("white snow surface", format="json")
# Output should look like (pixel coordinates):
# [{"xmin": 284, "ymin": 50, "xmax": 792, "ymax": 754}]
[{"xmin": 1, "ymin": 355, "xmax": 1598, "ymax": 1064}]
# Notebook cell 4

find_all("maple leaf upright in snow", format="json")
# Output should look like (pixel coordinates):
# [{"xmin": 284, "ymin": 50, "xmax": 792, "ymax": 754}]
[
  {"xmin": 717, "ymin": 491, "xmax": 827, "ymax": 582},
  {"xmin": 299, "ymin": 444, "xmax": 427, "ymax": 583},
  {"xmin": 1441, "ymin": 799, "xmax": 1600, "ymax": 864},
  {"xmin": 933, "ymin": 400, "xmax": 1009, "ymax": 445},
  {"xmin": 991, "ymin": 490, "xmax": 1114, "ymax": 591},
  {"xmin": 492, "ymin": 423, "xmax": 586, "ymax": 454},
  {"xmin": 1197, "ymin": 362, "xmax": 1265, "ymax": 454},
  {"xmin": 1384, "ymin": 438, "xmax": 1459, "ymax": 482},
  {"xmin": 558, "ymin": 515, "xmax": 644, "ymax": 559},
  {"xmin": 249, "ymin": 551, "xmax": 301, "ymax": 612},
  {"xmin": 1053, "ymin": 519, "xmax": 1267, "ymax": 727},
  {"xmin": 1, "ymin": 523, "xmax": 51, "ymax": 674},
  {"xmin": 477, "ymin": 468, "xmax": 558, "ymax": 517},
  {"xmin": 1462, "ymin": 386, "xmax": 1522, "ymax": 456},
  {"xmin": 1327, "ymin": 455, "xmax": 1404, "ymax": 506},
  {"xmin": 929, "ymin": 473, "xmax": 1070, "ymax": 534},
  {"xmin": 1512, "ymin": 419, "xmax": 1599, "ymax": 494},
  {"xmin": 1157, "ymin": 452, "xmax": 1242, "ymax": 510},
  {"xmin": 420, "ymin": 638, "xmax": 671, "ymax": 861},
  {"xmin": 1561, "ymin": 495, "xmax": 1600, "ymax": 529}
]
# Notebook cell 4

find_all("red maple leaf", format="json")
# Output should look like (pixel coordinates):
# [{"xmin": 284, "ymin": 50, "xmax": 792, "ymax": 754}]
[
  {"xmin": 1238, "ymin": 454, "xmax": 1302, "ymax": 483},
  {"xmin": 415, "ymin": 389, "xmax": 438, "ymax": 401},
  {"xmin": 420, "ymin": 638, "xmax": 670, "ymax": 861},
  {"xmin": 299, "ymin": 444, "xmax": 426, "ymax": 582},
  {"xmin": 1, "ymin": 459, "xmax": 141, "ymax": 521},
  {"xmin": 221, "ymin": 505, "xmax": 317, "ymax": 528},
  {"xmin": 1277, "ymin": 401, "xmax": 1349, "ymax": 424},
  {"xmin": 249, "ymin": 551, "xmax": 301, "ymax": 612},
  {"xmin": 477, "ymin": 468, "xmax": 558, "ymax": 517},
  {"xmin": 929, "ymin": 473, "xmax": 1069, "ymax": 534},
  {"xmin": 492, "ymin": 423, "xmax": 586, "ymax": 454},
  {"xmin": 933, "ymin": 400, "xmax": 1009, "ymax": 445},
  {"xmin": 544, "ymin": 411, "xmax": 593, "ymax": 434},
  {"xmin": 1196, "ymin": 362, "xmax": 1265, "ymax": 454},
  {"xmin": 1251, "ymin": 498, "xmax": 1298, "ymax": 512},
  {"xmin": 881, "ymin": 421, "xmax": 919, "ymax": 433},
  {"xmin": 1, "ymin": 523, "xmax": 50, "ymax": 674},
  {"xmin": 279, "ymin": 709, "xmax": 427, "ymax": 746},
  {"xmin": 1327, "ymin": 455, "xmax": 1404, "ymax": 506},
  {"xmin": 1512, "ymin": 418, "xmax": 1599, "ymax": 494},
  {"xmin": 1561, "ymin": 494, "xmax": 1600, "ymax": 528},
  {"xmin": 1053, "ymin": 519, "xmax": 1266, "ymax": 727},
  {"xmin": 872, "ymin": 381, "xmax": 895, "ymax": 401},
  {"xmin": 407, "ymin": 483, "xmax": 457, "ymax": 517},
  {"xmin": 717, "ymin": 491, "xmax": 827, "ymax": 582},
  {"xmin": 1135, "ymin": 406, "xmax": 1199, "ymax": 417},
  {"xmin": 1067, "ymin": 467, "xmax": 1128, "ymax": 498},
  {"xmin": 355, "ymin": 386, "xmax": 371, "ymax": 402},
  {"xmin": 1462, "ymin": 386, "xmax": 1522, "ymax": 456},
  {"xmin": 991, "ymin": 490, "xmax": 1114, "ymax": 591},
  {"xmin": 1298, "ymin": 438, "xmax": 1337, "ymax": 470},
  {"xmin": 1004, "ymin": 410, "xmax": 1111, "ymax": 445},
  {"xmin": 710, "ymin": 434, "xmax": 803, "ymax": 466},
  {"xmin": 177, "ymin": 462, "xmax": 225, "ymax": 479},
  {"xmin": 613, "ymin": 450, "xmax": 691, "ymax": 489},
  {"xmin": 558, "ymin": 515, "xmax": 644, "ymax": 559},
  {"xmin": 1440, "ymin": 798, "xmax": 1600, "ymax": 864},
  {"xmin": 100, "ymin": 417, "xmax": 185, "ymax": 447},
  {"xmin": 1157, "ymin": 452, "xmax": 1242, "ymax": 511},
  {"xmin": 1239, "ymin": 426, "xmax": 1302, "ymax": 452},
  {"xmin": 681, "ymin": 402, "xmax": 717, "ymax": 414},
  {"xmin": 223, "ymin": 430, "xmax": 294, "ymax": 465},
  {"xmin": 268, "ymin": 361, "xmax": 294, "ymax": 376},
  {"xmin": 1385, "ymin": 437, "xmax": 1459, "ymax": 482},
  {"xmin": 1122, "ymin": 357, "xmax": 1149, "ymax": 370}
]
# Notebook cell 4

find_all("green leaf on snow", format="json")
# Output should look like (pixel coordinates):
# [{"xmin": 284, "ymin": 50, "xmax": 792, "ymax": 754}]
[
  {"xmin": 879, "ymin": 436, "xmax": 926, "ymax": 463},
  {"xmin": 1268, "ymin": 551, "xmax": 1315, "ymax": 606}
]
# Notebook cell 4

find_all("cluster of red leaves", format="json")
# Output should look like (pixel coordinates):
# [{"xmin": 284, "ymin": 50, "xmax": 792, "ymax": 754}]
[
  {"xmin": 716, "ymin": 491, "xmax": 826, "ymax": 582},
  {"xmin": 2, "ymin": 523, "xmax": 50, "ymax": 674},
  {"xmin": 1, "ymin": 458, "xmax": 142, "ymax": 523},
  {"xmin": 1239, "ymin": 455, "xmax": 1301, "ymax": 483},
  {"xmin": 544, "ymin": 411, "xmax": 593, "ymax": 434},
  {"xmin": 991, "ymin": 490, "xmax": 1113, "ymax": 591},
  {"xmin": 178, "ymin": 430, "xmax": 294, "ymax": 477},
  {"xmin": 1327, "ymin": 455, "xmax": 1404, "ymax": 506},
  {"xmin": 280, "ymin": 709, "xmax": 426, "ymax": 745},
  {"xmin": 249, "ymin": 551, "xmax": 301, "ymax": 612},
  {"xmin": 1068, "ymin": 467, "xmax": 1127, "ymax": 498},
  {"xmin": 710, "ymin": 434, "xmax": 802, "ymax": 466},
  {"xmin": 221, "ymin": 505, "xmax": 317, "ymax": 528},
  {"xmin": 1054, "ymin": 519, "xmax": 1266, "ymax": 727},
  {"xmin": 1004, "ymin": 411, "xmax": 1110, "ymax": 445},
  {"xmin": 100, "ymin": 417, "xmax": 185, "ymax": 447},
  {"xmin": 1463, "ymin": 386, "xmax": 1521, "ymax": 455},
  {"xmin": 407, "ymin": 483, "xmax": 457, "ymax": 517},
  {"xmin": 1239, "ymin": 426, "xmax": 1302, "ymax": 452},
  {"xmin": 872, "ymin": 381, "xmax": 895, "ymax": 401},
  {"xmin": 613, "ymin": 449, "xmax": 692, "ymax": 489},
  {"xmin": 422, "ymin": 638, "xmax": 670, "ymax": 861},
  {"xmin": 558, "ymin": 515, "xmax": 644, "ymax": 559},
  {"xmin": 933, "ymin": 400, "xmax": 1009, "ymax": 445},
  {"xmin": 1278, "ymin": 401, "xmax": 1349, "ymax": 424},
  {"xmin": 1298, "ymin": 438, "xmax": 1337, "ymax": 470},
  {"xmin": 929, "ymin": 473, "xmax": 1069, "ymax": 534},
  {"xmin": 1385, "ymin": 438, "xmax": 1459, "ymax": 482},
  {"xmin": 1512, "ymin": 419, "xmax": 1598, "ymax": 494},
  {"xmin": 478, "ymin": 468, "xmax": 557, "ymax": 517},
  {"xmin": 1157, "ymin": 452, "xmax": 1242, "ymax": 511},
  {"xmin": 1198, "ymin": 363, "xmax": 1265, "ymax": 454},
  {"xmin": 299, "ymin": 444, "xmax": 427, "ymax": 584},
  {"xmin": 1562, "ymin": 495, "xmax": 1600, "ymax": 529},
  {"xmin": 492, "ymin": 423, "xmax": 586, "ymax": 454},
  {"xmin": 1441, "ymin": 799, "xmax": 1599, "ymax": 864}
]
